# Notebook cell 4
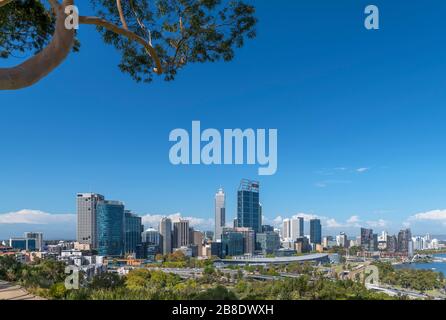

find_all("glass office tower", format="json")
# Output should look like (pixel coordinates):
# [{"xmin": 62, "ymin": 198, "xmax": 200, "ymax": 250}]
[
  {"xmin": 236, "ymin": 179, "xmax": 261, "ymax": 233},
  {"xmin": 96, "ymin": 200, "xmax": 125, "ymax": 256},
  {"xmin": 124, "ymin": 210, "xmax": 142, "ymax": 255},
  {"xmin": 310, "ymin": 219, "xmax": 322, "ymax": 245},
  {"xmin": 221, "ymin": 230, "xmax": 244, "ymax": 257}
]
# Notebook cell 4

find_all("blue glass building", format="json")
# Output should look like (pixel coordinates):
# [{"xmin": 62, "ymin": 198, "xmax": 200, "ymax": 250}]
[
  {"xmin": 310, "ymin": 219, "xmax": 322, "ymax": 245},
  {"xmin": 124, "ymin": 210, "xmax": 142, "ymax": 255},
  {"xmin": 236, "ymin": 179, "xmax": 261, "ymax": 233},
  {"xmin": 221, "ymin": 230, "xmax": 244, "ymax": 257},
  {"xmin": 96, "ymin": 200, "xmax": 125, "ymax": 256},
  {"xmin": 9, "ymin": 238, "xmax": 36, "ymax": 251},
  {"xmin": 256, "ymin": 232, "xmax": 280, "ymax": 254}
]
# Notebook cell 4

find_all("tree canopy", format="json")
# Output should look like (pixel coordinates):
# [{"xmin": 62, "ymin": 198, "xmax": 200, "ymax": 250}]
[{"xmin": 0, "ymin": 0, "xmax": 257, "ymax": 90}]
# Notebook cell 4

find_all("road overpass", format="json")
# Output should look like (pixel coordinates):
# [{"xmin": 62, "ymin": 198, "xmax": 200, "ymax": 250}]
[{"xmin": 215, "ymin": 253, "xmax": 330, "ymax": 266}]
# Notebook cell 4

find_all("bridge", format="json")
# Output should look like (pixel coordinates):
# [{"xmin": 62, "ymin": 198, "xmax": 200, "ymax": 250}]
[
  {"xmin": 215, "ymin": 253, "xmax": 330, "ymax": 266},
  {"xmin": 411, "ymin": 254, "xmax": 446, "ymax": 263}
]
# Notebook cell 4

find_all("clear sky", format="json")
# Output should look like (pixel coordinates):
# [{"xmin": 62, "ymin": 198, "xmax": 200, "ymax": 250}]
[{"xmin": 1, "ymin": 0, "xmax": 446, "ymax": 239}]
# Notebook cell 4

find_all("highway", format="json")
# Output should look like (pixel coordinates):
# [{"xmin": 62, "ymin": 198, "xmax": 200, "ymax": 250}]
[{"xmin": 366, "ymin": 283, "xmax": 429, "ymax": 299}]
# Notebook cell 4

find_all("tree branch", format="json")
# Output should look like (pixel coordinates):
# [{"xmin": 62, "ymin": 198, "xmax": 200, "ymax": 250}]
[
  {"xmin": 0, "ymin": 0, "xmax": 14, "ymax": 8},
  {"xmin": 116, "ymin": 0, "xmax": 128, "ymax": 30},
  {"xmin": 0, "ymin": 0, "xmax": 75, "ymax": 90},
  {"xmin": 79, "ymin": 15, "xmax": 163, "ymax": 74}
]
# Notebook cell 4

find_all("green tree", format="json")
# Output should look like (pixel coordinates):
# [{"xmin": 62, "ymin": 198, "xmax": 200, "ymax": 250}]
[
  {"xmin": 0, "ymin": 0, "xmax": 257, "ymax": 90},
  {"xmin": 90, "ymin": 272, "xmax": 125, "ymax": 290},
  {"xmin": 194, "ymin": 285, "xmax": 238, "ymax": 300},
  {"xmin": 49, "ymin": 282, "xmax": 68, "ymax": 299}
]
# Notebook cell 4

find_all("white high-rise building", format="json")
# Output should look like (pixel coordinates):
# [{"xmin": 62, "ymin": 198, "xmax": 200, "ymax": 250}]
[
  {"xmin": 282, "ymin": 217, "xmax": 303, "ymax": 241},
  {"xmin": 76, "ymin": 193, "xmax": 104, "ymax": 248},
  {"xmin": 413, "ymin": 236, "xmax": 424, "ymax": 251},
  {"xmin": 282, "ymin": 219, "xmax": 291, "ymax": 240},
  {"xmin": 336, "ymin": 232, "xmax": 348, "ymax": 248},
  {"xmin": 290, "ymin": 217, "xmax": 304, "ymax": 240},
  {"xmin": 214, "ymin": 188, "xmax": 226, "ymax": 241},
  {"xmin": 379, "ymin": 230, "xmax": 388, "ymax": 242}
]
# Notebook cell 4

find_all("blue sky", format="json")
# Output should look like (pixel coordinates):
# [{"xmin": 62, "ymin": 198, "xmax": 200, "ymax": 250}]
[{"xmin": 1, "ymin": 0, "xmax": 446, "ymax": 239}]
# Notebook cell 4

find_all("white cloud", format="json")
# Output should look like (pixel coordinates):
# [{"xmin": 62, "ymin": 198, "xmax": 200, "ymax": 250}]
[
  {"xmin": 140, "ymin": 213, "xmax": 214, "ymax": 231},
  {"xmin": 347, "ymin": 215, "xmax": 360, "ymax": 224},
  {"xmin": 410, "ymin": 209, "xmax": 446, "ymax": 222},
  {"xmin": 399, "ymin": 209, "xmax": 446, "ymax": 233},
  {"xmin": 325, "ymin": 218, "xmax": 343, "ymax": 228},
  {"xmin": 291, "ymin": 213, "xmax": 319, "ymax": 220},
  {"xmin": 315, "ymin": 182, "xmax": 327, "ymax": 188},
  {"xmin": 0, "ymin": 209, "xmax": 75, "ymax": 225},
  {"xmin": 269, "ymin": 213, "xmax": 373, "ymax": 230},
  {"xmin": 356, "ymin": 167, "xmax": 370, "ymax": 173},
  {"xmin": 402, "ymin": 221, "xmax": 411, "ymax": 228},
  {"xmin": 366, "ymin": 219, "xmax": 389, "ymax": 228},
  {"xmin": 314, "ymin": 180, "xmax": 352, "ymax": 188}
]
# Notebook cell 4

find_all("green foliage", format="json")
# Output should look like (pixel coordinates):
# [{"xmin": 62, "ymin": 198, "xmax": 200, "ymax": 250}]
[
  {"xmin": 90, "ymin": 272, "xmax": 125, "ymax": 290},
  {"xmin": 91, "ymin": 0, "xmax": 257, "ymax": 82},
  {"xmin": 348, "ymin": 246, "xmax": 362, "ymax": 256},
  {"xmin": 203, "ymin": 265, "xmax": 215, "ymax": 275},
  {"xmin": 193, "ymin": 285, "xmax": 238, "ymax": 300},
  {"xmin": 0, "ymin": 255, "xmax": 66, "ymax": 289},
  {"xmin": 0, "ymin": 0, "xmax": 53, "ymax": 59},
  {"xmin": 0, "ymin": 0, "xmax": 80, "ymax": 59},
  {"xmin": 373, "ymin": 261, "xmax": 443, "ymax": 292},
  {"xmin": 49, "ymin": 282, "xmax": 68, "ymax": 299},
  {"xmin": 5, "ymin": 254, "xmax": 441, "ymax": 301},
  {"xmin": 1, "ymin": 1, "xmax": 256, "ymax": 84}
]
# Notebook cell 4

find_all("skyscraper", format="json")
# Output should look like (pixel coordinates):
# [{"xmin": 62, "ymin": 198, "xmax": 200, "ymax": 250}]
[
  {"xmin": 290, "ymin": 217, "xmax": 304, "ymax": 241},
  {"xmin": 398, "ymin": 228, "xmax": 412, "ymax": 254},
  {"xmin": 360, "ymin": 228, "xmax": 374, "ymax": 252},
  {"xmin": 236, "ymin": 179, "xmax": 261, "ymax": 233},
  {"xmin": 159, "ymin": 217, "xmax": 172, "ymax": 255},
  {"xmin": 124, "ymin": 210, "xmax": 142, "ymax": 255},
  {"xmin": 76, "ymin": 193, "xmax": 104, "ymax": 248},
  {"xmin": 310, "ymin": 219, "xmax": 322, "ymax": 245},
  {"xmin": 336, "ymin": 232, "xmax": 348, "ymax": 248},
  {"xmin": 173, "ymin": 219, "xmax": 190, "ymax": 248},
  {"xmin": 214, "ymin": 188, "xmax": 226, "ymax": 241},
  {"xmin": 96, "ymin": 200, "xmax": 125, "ymax": 256},
  {"xmin": 192, "ymin": 230, "xmax": 204, "ymax": 246},
  {"xmin": 282, "ymin": 219, "xmax": 291, "ymax": 240},
  {"xmin": 234, "ymin": 227, "xmax": 256, "ymax": 255}
]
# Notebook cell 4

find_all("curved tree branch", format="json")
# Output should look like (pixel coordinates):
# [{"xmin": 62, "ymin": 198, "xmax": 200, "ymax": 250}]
[
  {"xmin": 0, "ymin": 0, "xmax": 14, "ymax": 8},
  {"xmin": 0, "ymin": 0, "xmax": 75, "ymax": 90},
  {"xmin": 79, "ymin": 15, "xmax": 163, "ymax": 74}
]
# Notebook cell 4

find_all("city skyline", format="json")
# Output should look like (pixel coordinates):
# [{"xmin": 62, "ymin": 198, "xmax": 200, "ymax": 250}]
[
  {"xmin": 1, "ymin": 184, "xmax": 445, "ymax": 240},
  {"xmin": 2, "ymin": 2, "xmax": 446, "ymax": 237}
]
